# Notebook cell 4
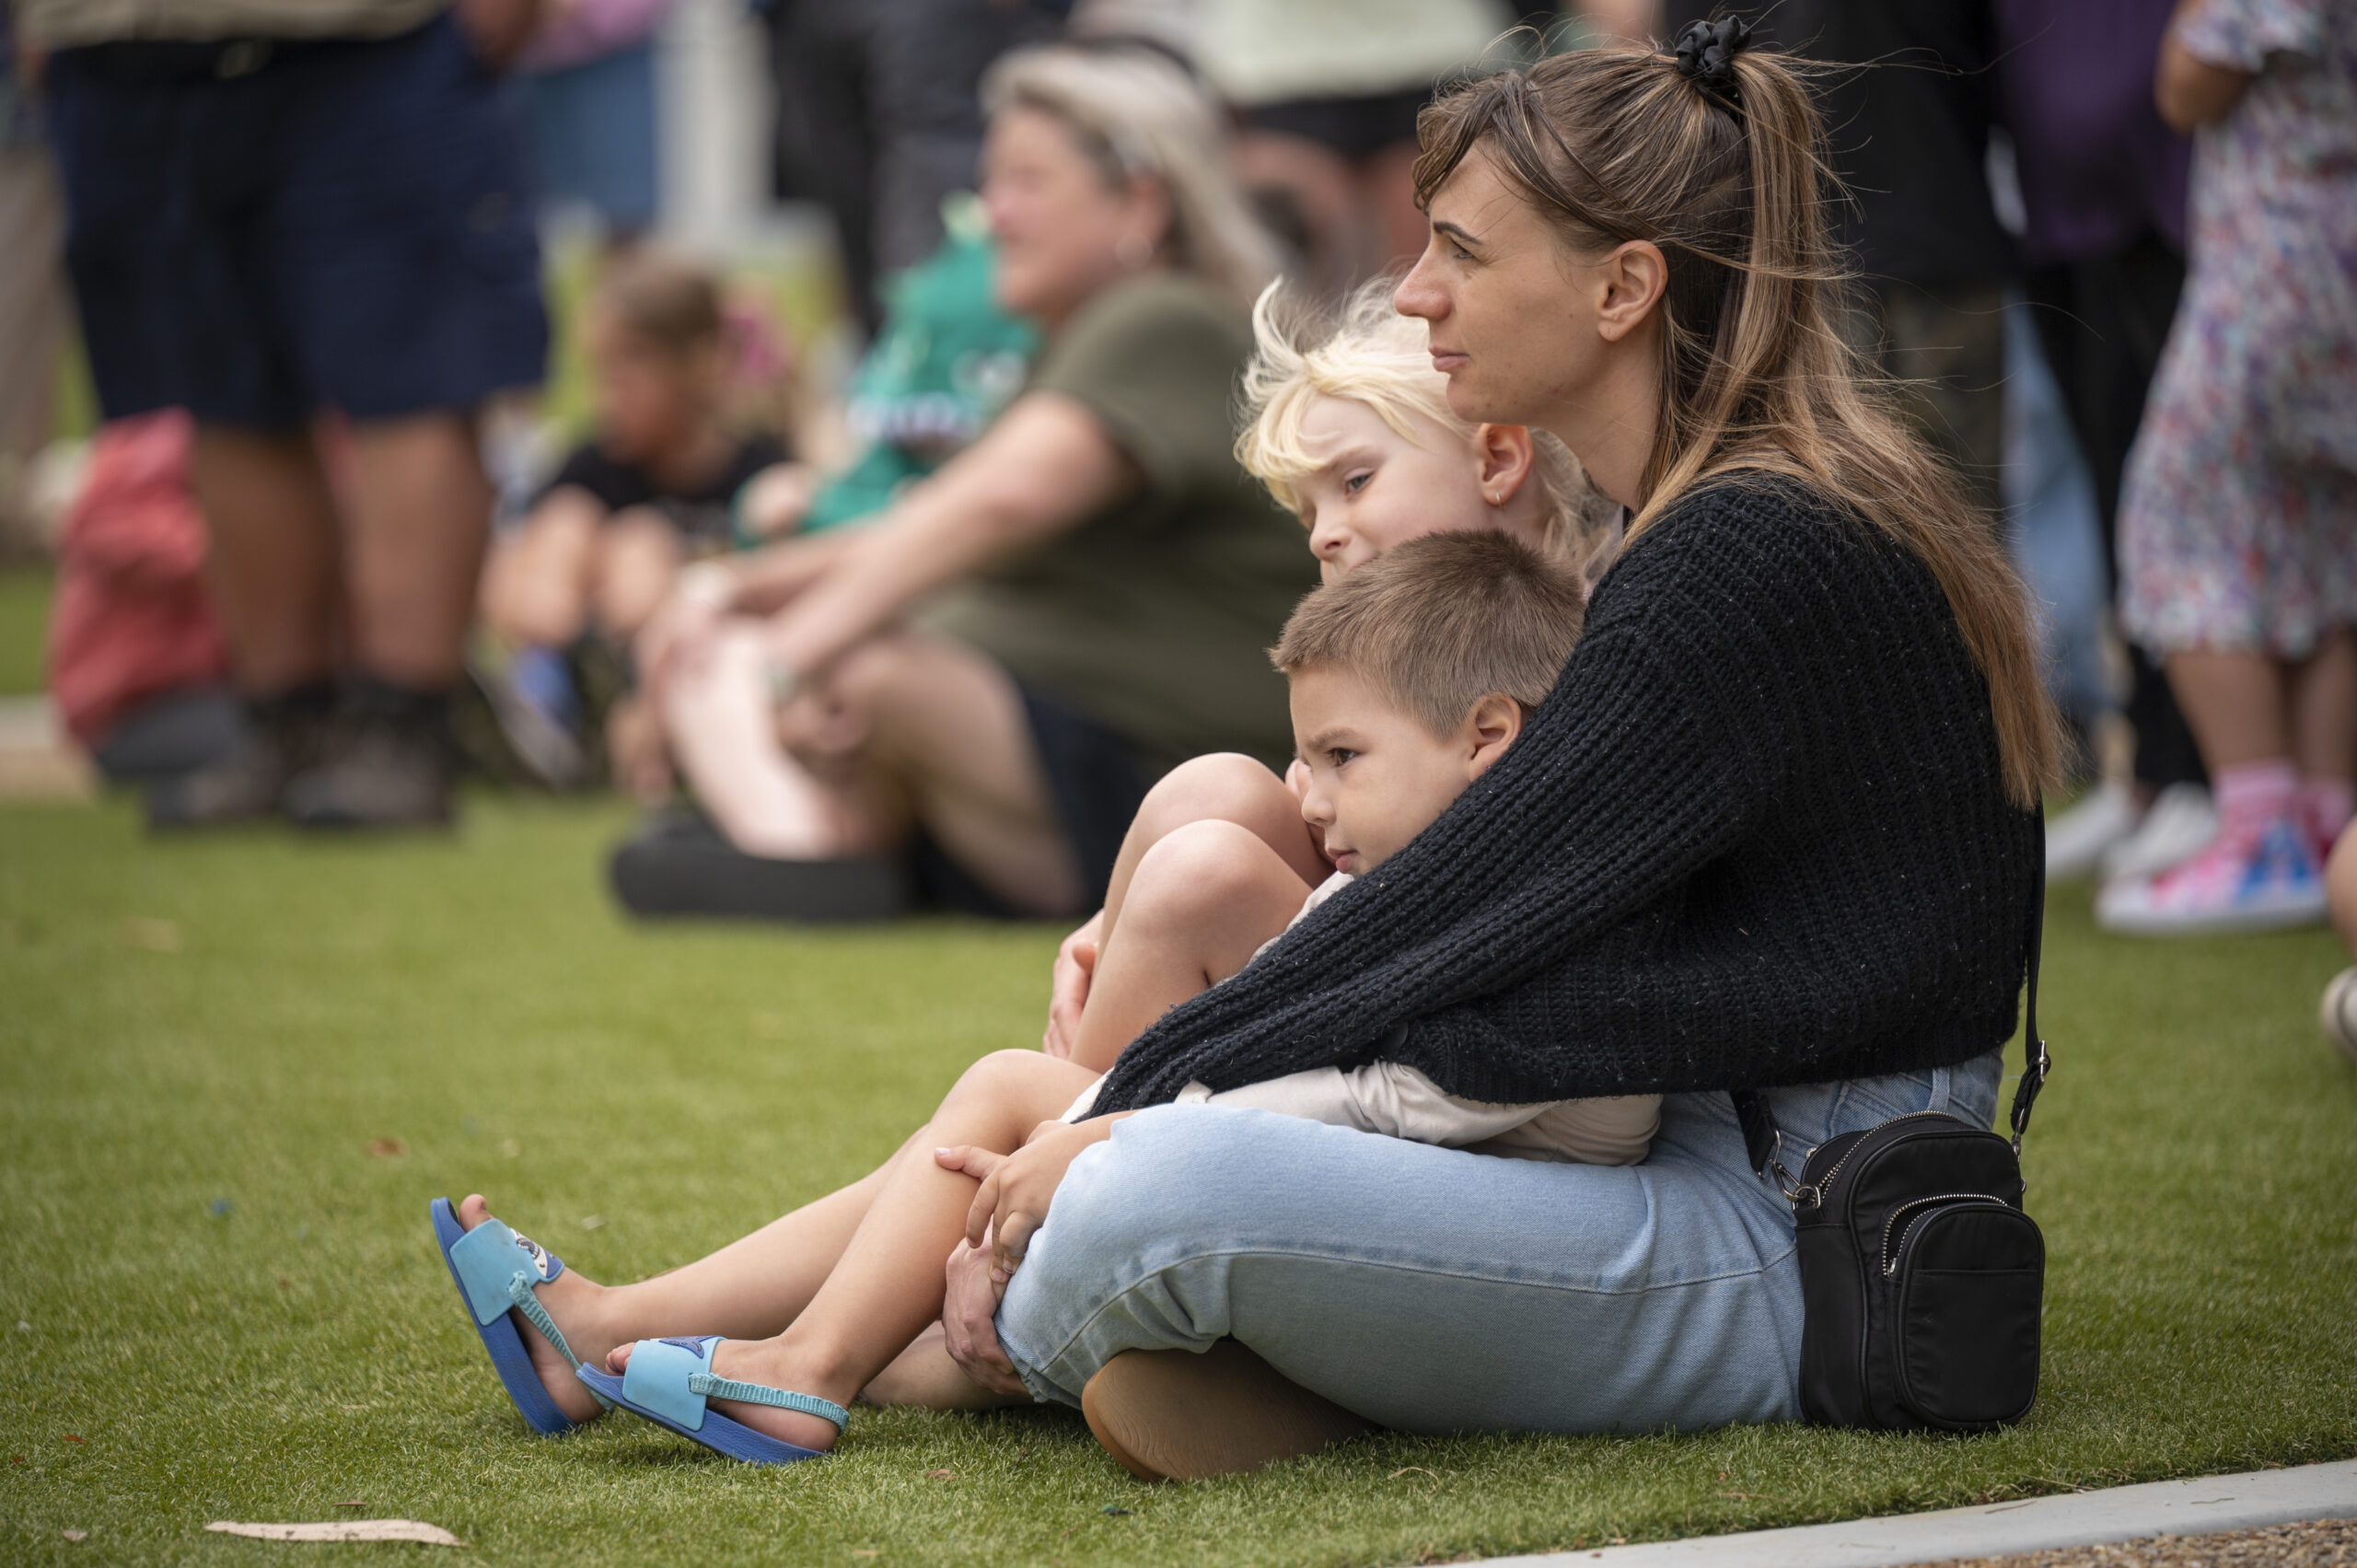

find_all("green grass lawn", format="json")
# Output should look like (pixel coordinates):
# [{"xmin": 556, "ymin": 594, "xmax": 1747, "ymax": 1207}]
[
  {"xmin": 0, "ymin": 568, "xmax": 52, "ymax": 696},
  {"xmin": 3, "ymin": 797, "xmax": 2354, "ymax": 1568}
]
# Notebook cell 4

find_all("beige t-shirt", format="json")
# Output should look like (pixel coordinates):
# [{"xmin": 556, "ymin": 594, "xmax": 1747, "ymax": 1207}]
[
  {"xmin": 1062, "ymin": 873, "xmax": 1662, "ymax": 1166},
  {"xmin": 22, "ymin": 0, "xmax": 446, "ymax": 47}
]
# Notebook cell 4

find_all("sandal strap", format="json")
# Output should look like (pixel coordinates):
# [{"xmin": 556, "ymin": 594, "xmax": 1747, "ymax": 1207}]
[
  {"xmin": 687, "ymin": 1374, "xmax": 847, "ymax": 1431},
  {"xmin": 505, "ymin": 1274, "xmax": 585, "ymax": 1371}
]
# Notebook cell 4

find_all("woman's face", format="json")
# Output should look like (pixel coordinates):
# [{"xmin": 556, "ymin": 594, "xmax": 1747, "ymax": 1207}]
[
  {"xmin": 1287, "ymin": 395, "xmax": 1548, "ymax": 583},
  {"xmin": 982, "ymin": 105, "xmax": 1161, "ymax": 329},
  {"xmin": 1392, "ymin": 149, "xmax": 1605, "ymax": 433}
]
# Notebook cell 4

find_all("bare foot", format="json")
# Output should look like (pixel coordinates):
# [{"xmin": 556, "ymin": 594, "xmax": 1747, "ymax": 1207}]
[
  {"xmin": 606, "ymin": 1338, "xmax": 846, "ymax": 1453},
  {"xmin": 458, "ymin": 1193, "xmax": 617, "ymax": 1426}
]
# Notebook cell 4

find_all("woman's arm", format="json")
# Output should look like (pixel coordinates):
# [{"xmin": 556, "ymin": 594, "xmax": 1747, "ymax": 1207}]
[
  {"xmin": 2156, "ymin": 0, "xmax": 2256, "ymax": 131},
  {"xmin": 759, "ymin": 393, "xmax": 1138, "ymax": 686}
]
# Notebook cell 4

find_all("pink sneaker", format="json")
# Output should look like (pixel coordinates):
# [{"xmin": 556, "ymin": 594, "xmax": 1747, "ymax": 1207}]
[{"xmin": 2096, "ymin": 816, "xmax": 2328, "ymax": 936}]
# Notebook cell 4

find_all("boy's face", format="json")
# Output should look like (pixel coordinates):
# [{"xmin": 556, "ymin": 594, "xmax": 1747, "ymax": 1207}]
[
  {"xmin": 1291, "ymin": 396, "xmax": 1550, "ymax": 584},
  {"xmin": 1289, "ymin": 666, "xmax": 1521, "ymax": 875}
]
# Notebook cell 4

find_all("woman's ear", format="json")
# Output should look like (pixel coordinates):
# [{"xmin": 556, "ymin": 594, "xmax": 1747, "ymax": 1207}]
[
  {"xmin": 1594, "ymin": 239, "xmax": 1668, "ymax": 344},
  {"xmin": 1473, "ymin": 424, "xmax": 1538, "ymax": 509},
  {"xmin": 1463, "ymin": 692, "xmax": 1526, "ymax": 778},
  {"xmin": 1118, "ymin": 173, "xmax": 1176, "ymax": 268}
]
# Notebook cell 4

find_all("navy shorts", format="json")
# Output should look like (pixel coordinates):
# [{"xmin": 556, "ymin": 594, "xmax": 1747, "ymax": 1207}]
[{"xmin": 47, "ymin": 14, "xmax": 547, "ymax": 429}]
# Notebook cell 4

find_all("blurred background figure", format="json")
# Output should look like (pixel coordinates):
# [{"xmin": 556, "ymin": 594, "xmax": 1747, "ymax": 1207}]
[
  {"xmin": 1196, "ymin": 0, "xmax": 1515, "ymax": 297},
  {"xmin": 1771, "ymin": 0, "xmax": 2015, "ymax": 523},
  {"xmin": 46, "ymin": 410, "xmax": 242, "ymax": 785},
  {"xmin": 608, "ymin": 41, "xmax": 1315, "ymax": 923},
  {"xmin": 25, "ymin": 0, "xmax": 549, "ymax": 830},
  {"xmin": 518, "ymin": 0, "xmax": 678, "ymax": 245},
  {"xmin": 0, "ymin": 0, "xmax": 66, "ymax": 560},
  {"xmin": 757, "ymin": 0, "xmax": 1058, "ymax": 339},
  {"xmin": 2095, "ymin": 0, "xmax": 2357, "ymax": 936},
  {"xmin": 477, "ymin": 250, "xmax": 794, "ymax": 789},
  {"xmin": 1995, "ymin": 0, "xmax": 2217, "ymax": 883}
]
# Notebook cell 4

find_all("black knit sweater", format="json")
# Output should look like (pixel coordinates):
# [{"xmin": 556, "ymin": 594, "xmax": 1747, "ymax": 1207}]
[{"xmin": 1088, "ymin": 477, "xmax": 2040, "ymax": 1114}]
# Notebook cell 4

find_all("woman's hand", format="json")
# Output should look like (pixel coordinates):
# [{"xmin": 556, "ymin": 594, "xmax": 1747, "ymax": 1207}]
[
  {"xmin": 1041, "ymin": 912, "xmax": 1104, "ymax": 1060},
  {"xmin": 939, "ymin": 1228, "xmax": 1028, "ymax": 1396},
  {"xmin": 936, "ymin": 1116, "xmax": 1120, "ymax": 1281}
]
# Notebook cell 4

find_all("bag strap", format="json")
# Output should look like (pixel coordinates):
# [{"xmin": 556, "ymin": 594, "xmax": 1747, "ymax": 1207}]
[{"xmin": 1735, "ymin": 849, "xmax": 2052, "ymax": 1192}]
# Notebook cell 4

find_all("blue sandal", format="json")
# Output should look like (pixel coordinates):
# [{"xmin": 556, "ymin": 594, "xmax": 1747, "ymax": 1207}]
[
  {"xmin": 429, "ymin": 1197, "xmax": 609, "ymax": 1434},
  {"xmin": 575, "ymin": 1336, "xmax": 844, "ymax": 1465}
]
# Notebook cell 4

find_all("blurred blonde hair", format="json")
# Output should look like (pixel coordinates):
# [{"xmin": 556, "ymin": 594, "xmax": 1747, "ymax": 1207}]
[
  {"xmin": 982, "ymin": 43, "xmax": 1281, "ymax": 308},
  {"xmin": 1236, "ymin": 278, "xmax": 1619, "ymax": 575}
]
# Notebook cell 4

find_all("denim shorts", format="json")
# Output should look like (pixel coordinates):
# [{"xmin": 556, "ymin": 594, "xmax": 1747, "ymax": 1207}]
[
  {"xmin": 47, "ymin": 14, "xmax": 547, "ymax": 428},
  {"xmin": 997, "ymin": 1050, "xmax": 2008, "ymax": 1434}
]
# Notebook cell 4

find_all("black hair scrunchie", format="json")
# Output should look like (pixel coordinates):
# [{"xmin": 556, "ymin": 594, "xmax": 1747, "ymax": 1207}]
[{"xmin": 1674, "ymin": 16, "xmax": 1754, "ymax": 99}]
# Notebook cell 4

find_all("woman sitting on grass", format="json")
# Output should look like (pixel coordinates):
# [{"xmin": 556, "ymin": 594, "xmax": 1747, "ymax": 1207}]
[{"xmin": 926, "ymin": 23, "xmax": 2060, "ymax": 1480}]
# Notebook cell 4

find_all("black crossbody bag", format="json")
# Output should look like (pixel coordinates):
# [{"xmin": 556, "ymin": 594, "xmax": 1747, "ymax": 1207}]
[{"xmin": 1730, "ymin": 860, "xmax": 2053, "ymax": 1433}]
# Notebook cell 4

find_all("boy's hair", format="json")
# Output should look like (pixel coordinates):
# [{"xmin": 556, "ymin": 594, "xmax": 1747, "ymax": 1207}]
[
  {"xmin": 595, "ymin": 249, "xmax": 724, "ymax": 357},
  {"xmin": 1236, "ymin": 277, "xmax": 1620, "ymax": 575},
  {"xmin": 1272, "ymin": 529, "xmax": 1585, "ymax": 737}
]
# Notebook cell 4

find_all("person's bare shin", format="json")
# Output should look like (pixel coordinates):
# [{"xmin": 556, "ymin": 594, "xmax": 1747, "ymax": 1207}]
[
  {"xmin": 343, "ymin": 412, "xmax": 493, "ymax": 688},
  {"xmin": 191, "ymin": 426, "xmax": 343, "ymax": 695}
]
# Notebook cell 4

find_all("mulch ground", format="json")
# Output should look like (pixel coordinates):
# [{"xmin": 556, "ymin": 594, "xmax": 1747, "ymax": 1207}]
[{"xmin": 1923, "ymin": 1517, "xmax": 2357, "ymax": 1568}]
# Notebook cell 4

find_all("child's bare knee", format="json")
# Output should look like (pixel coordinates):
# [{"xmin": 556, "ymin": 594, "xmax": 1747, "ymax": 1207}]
[
  {"xmin": 1128, "ymin": 819, "xmax": 1287, "ymax": 927},
  {"xmin": 1133, "ymin": 754, "xmax": 1286, "ymax": 840},
  {"xmin": 482, "ymin": 561, "xmax": 584, "ymax": 646}
]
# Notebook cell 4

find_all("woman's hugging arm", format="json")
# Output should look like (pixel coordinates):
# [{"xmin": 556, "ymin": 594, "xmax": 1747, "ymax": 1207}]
[{"xmin": 1083, "ymin": 490, "xmax": 1829, "ymax": 1114}]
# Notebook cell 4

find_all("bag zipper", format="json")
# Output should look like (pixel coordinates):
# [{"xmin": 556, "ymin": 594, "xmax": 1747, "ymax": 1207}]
[
  {"xmin": 1881, "ymin": 1192, "xmax": 2011, "ymax": 1275},
  {"xmin": 1803, "ymin": 1112, "xmax": 1954, "ymax": 1208}
]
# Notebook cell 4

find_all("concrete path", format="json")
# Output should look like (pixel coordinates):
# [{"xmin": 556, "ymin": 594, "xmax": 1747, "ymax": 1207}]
[
  {"xmin": 0, "ymin": 695, "xmax": 91, "ymax": 802},
  {"xmin": 1487, "ymin": 1459, "xmax": 2357, "ymax": 1568}
]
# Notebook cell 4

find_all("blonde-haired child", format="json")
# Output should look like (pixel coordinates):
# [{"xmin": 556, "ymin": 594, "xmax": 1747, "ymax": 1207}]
[
  {"xmin": 1239, "ymin": 278, "xmax": 1620, "ymax": 583},
  {"xmin": 1042, "ymin": 280, "xmax": 1618, "ymax": 1056}
]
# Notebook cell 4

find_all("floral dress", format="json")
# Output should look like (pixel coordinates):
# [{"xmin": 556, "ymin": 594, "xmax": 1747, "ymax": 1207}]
[{"xmin": 2118, "ymin": 0, "xmax": 2357, "ymax": 658}]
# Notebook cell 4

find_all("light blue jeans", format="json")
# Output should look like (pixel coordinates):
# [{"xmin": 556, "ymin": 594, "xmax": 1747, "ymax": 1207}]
[{"xmin": 997, "ymin": 1051, "xmax": 2005, "ymax": 1434}]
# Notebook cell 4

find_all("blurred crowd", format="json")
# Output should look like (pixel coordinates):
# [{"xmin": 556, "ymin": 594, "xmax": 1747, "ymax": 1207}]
[{"xmin": 3, "ymin": 0, "xmax": 2354, "ymax": 966}]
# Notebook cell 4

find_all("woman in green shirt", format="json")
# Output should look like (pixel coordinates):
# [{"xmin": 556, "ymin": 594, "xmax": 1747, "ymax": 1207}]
[{"xmin": 617, "ymin": 42, "xmax": 1317, "ymax": 922}]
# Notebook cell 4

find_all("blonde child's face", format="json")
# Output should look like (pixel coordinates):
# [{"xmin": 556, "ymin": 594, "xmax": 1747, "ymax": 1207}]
[
  {"xmin": 1291, "ymin": 395, "xmax": 1551, "ymax": 584},
  {"xmin": 1288, "ymin": 665, "xmax": 1521, "ymax": 876}
]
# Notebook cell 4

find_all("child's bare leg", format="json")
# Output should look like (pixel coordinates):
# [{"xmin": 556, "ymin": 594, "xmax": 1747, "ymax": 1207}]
[
  {"xmin": 481, "ymin": 496, "xmax": 598, "ymax": 647},
  {"xmin": 1075, "ymin": 820, "xmax": 1318, "ymax": 1065},
  {"xmin": 606, "ymin": 1050, "xmax": 1098, "ymax": 1448},
  {"xmin": 591, "ymin": 507, "xmax": 684, "ymax": 642},
  {"xmin": 1100, "ymin": 754, "xmax": 1328, "ymax": 943}
]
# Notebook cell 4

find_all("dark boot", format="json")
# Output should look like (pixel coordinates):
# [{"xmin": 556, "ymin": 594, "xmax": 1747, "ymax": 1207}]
[
  {"xmin": 282, "ymin": 680, "xmax": 458, "ymax": 830},
  {"xmin": 145, "ymin": 685, "xmax": 333, "ymax": 830}
]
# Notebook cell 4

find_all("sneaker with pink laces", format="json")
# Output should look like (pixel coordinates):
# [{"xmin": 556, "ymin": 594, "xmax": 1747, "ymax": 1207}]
[{"xmin": 2095, "ymin": 817, "xmax": 2328, "ymax": 935}]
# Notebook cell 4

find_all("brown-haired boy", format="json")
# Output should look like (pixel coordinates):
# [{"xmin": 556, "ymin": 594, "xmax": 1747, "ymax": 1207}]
[{"xmin": 1050, "ymin": 528, "xmax": 1657, "ymax": 1160}]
